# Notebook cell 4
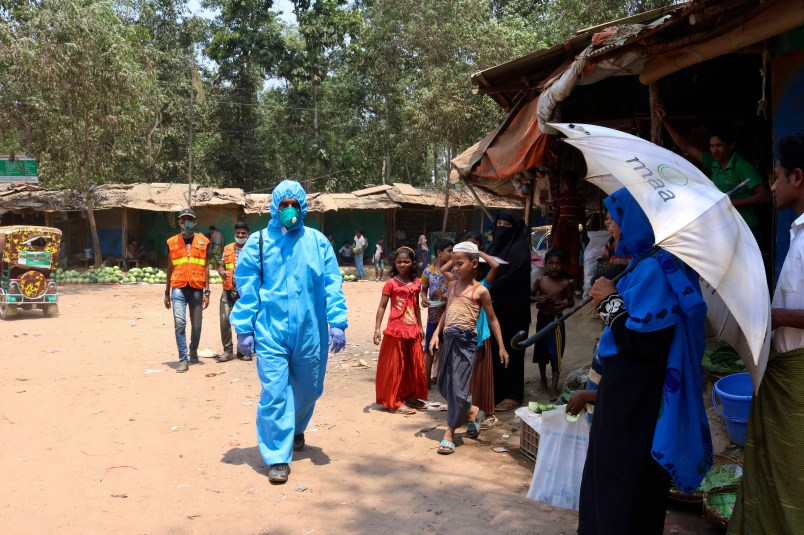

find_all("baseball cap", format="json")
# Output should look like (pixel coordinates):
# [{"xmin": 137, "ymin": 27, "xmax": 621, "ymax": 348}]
[{"xmin": 178, "ymin": 208, "xmax": 197, "ymax": 220}]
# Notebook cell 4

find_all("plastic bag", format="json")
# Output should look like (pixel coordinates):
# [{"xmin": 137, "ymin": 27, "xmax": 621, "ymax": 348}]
[{"xmin": 527, "ymin": 407, "xmax": 591, "ymax": 510}]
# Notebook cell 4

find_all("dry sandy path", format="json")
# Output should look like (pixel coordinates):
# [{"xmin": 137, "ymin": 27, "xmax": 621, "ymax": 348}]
[{"xmin": 0, "ymin": 281, "xmax": 718, "ymax": 534}]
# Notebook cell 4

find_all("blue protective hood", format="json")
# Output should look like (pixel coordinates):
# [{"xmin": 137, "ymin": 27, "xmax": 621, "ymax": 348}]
[
  {"xmin": 604, "ymin": 188, "xmax": 654, "ymax": 259},
  {"xmin": 270, "ymin": 180, "xmax": 308, "ymax": 223}
]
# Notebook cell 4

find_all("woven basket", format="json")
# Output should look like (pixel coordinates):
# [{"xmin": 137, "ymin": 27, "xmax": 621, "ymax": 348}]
[
  {"xmin": 703, "ymin": 485, "xmax": 739, "ymax": 529},
  {"xmin": 668, "ymin": 453, "xmax": 742, "ymax": 504}
]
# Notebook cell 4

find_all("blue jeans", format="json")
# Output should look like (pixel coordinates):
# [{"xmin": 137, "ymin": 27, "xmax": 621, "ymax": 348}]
[
  {"xmin": 171, "ymin": 286, "xmax": 203, "ymax": 361},
  {"xmin": 355, "ymin": 253, "xmax": 365, "ymax": 277}
]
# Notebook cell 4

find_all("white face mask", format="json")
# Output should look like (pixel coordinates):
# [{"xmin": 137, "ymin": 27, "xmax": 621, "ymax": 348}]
[{"xmin": 234, "ymin": 237, "xmax": 247, "ymax": 245}]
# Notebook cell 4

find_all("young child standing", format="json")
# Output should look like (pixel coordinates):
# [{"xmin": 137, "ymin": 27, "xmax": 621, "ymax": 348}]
[
  {"xmin": 420, "ymin": 238, "xmax": 454, "ymax": 386},
  {"xmin": 531, "ymin": 249, "xmax": 575, "ymax": 401},
  {"xmin": 374, "ymin": 247, "xmax": 427, "ymax": 414},
  {"xmin": 440, "ymin": 231, "xmax": 500, "ymax": 419},
  {"xmin": 373, "ymin": 238, "xmax": 385, "ymax": 281},
  {"xmin": 431, "ymin": 241, "xmax": 508, "ymax": 455}
]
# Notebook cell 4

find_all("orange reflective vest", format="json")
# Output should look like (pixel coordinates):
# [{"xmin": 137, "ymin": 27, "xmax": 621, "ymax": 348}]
[
  {"xmin": 222, "ymin": 243, "xmax": 238, "ymax": 291},
  {"xmin": 167, "ymin": 233, "xmax": 208, "ymax": 289}
]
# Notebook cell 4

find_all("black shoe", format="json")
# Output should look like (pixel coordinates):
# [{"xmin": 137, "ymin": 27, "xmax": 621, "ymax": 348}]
[
  {"xmin": 293, "ymin": 433, "xmax": 305, "ymax": 451},
  {"xmin": 268, "ymin": 463, "xmax": 291, "ymax": 483},
  {"xmin": 217, "ymin": 352, "xmax": 235, "ymax": 363},
  {"xmin": 189, "ymin": 353, "xmax": 200, "ymax": 365}
]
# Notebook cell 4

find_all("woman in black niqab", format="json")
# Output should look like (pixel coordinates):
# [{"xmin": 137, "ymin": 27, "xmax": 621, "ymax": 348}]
[{"xmin": 487, "ymin": 210, "xmax": 531, "ymax": 410}]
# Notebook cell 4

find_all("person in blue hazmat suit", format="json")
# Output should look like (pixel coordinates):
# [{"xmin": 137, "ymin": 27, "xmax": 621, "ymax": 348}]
[{"xmin": 230, "ymin": 180, "xmax": 347, "ymax": 484}]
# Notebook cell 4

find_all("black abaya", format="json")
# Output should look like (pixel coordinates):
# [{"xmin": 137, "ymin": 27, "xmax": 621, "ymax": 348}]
[
  {"xmin": 487, "ymin": 211, "xmax": 531, "ymax": 405},
  {"xmin": 577, "ymin": 321, "xmax": 675, "ymax": 535}
]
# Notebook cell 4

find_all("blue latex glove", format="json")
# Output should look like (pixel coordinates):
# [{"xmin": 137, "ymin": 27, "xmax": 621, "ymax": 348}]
[
  {"xmin": 237, "ymin": 333, "xmax": 255, "ymax": 356},
  {"xmin": 328, "ymin": 327, "xmax": 346, "ymax": 353}
]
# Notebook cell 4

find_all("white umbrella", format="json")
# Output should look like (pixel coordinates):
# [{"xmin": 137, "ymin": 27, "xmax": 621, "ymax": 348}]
[{"xmin": 550, "ymin": 123, "xmax": 771, "ymax": 391}]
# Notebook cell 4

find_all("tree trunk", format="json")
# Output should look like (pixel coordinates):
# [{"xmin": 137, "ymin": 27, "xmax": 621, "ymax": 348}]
[
  {"xmin": 312, "ymin": 74, "xmax": 327, "ymax": 173},
  {"xmin": 146, "ymin": 108, "xmax": 162, "ymax": 182},
  {"xmin": 188, "ymin": 71, "xmax": 194, "ymax": 207},
  {"xmin": 433, "ymin": 143, "xmax": 438, "ymax": 185},
  {"xmin": 85, "ymin": 190, "xmax": 102, "ymax": 268},
  {"xmin": 122, "ymin": 207, "xmax": 128, "ymax": 269},
  {"xmin": 441, "ymin": 145, "xmax": 453, "ymax": 233}
]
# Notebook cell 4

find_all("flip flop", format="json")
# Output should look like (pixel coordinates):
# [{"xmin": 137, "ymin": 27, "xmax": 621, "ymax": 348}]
[
  {"xmin": 466, "ymin": 410, "xmax": 485, "ymax": 439},
  {"xmin": 437, "ymin": 439, "xmax": 455, "ymax": 455},
  {"xmin": 394, "ymin": 406, "xmax": 417, "ymax": 415}
]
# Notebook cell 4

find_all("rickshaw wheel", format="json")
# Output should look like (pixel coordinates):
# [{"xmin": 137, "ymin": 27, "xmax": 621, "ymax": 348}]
[{"xmin": 0, "ymin": 300, "xmax": 11, "ymax": 321}]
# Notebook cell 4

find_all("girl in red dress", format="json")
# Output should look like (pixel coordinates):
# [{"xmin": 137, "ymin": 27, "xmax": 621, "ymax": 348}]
[{"xmin": 373, "ymin": 247, "xmax": 427, "ymax": 414}]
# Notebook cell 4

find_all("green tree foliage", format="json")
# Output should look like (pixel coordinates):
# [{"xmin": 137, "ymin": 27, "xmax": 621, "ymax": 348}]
[
  {"xmin": 117, "ymin": 0, "xmax": 212, "ymax": 184},
  {"xmin": 492, "ymin": 0, "xmax": 676, "ymax": 46},
  {"xmin": 0, "ymin": 0, "xmax": 676, "ymax": 198},
  {"xmin": 204, "ymin": 0, "xmax": 285, "ymax": 191},
  {"xmin": 0, "ymin": 0, "xmax": 154, "ymax": 266}
]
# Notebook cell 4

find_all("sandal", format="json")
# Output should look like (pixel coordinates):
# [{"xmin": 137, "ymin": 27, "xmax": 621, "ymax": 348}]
[
  {"xmin": 495, "ymin": 399, "xmax": 520, "ymax": 412},
  {"xmin": 437, "ymin": 439, "xmax": 455, "ymax": 455},
  {"xmin": 393, "ymin": 406, "xmax": 417, "ymax": 415},
  {"xmin": 466, "ymin": 410, "xmax": 485, "ymax": 439},
  {"xmin": 405, "ymin": 399, "xmax": 427, "ymax": 410},
  {"xmin": 479, "ymin": 415, "xmax": 498, "ymax": 431}
]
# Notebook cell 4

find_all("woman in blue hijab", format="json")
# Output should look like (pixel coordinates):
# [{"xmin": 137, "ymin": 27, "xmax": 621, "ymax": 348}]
[{"xmin": 578, "ymin": 188, "xmax": 711, "ymax": 535}]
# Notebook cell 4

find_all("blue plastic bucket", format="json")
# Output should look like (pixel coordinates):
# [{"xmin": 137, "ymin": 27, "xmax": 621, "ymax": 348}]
[{"xmin": 712, "ymin": 372, "xmax": 753, "ymax": 447}]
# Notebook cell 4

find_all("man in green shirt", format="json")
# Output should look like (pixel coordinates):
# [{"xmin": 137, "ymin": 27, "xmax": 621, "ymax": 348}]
[{"xmin": 656, "ymin": 106, "xmax": 771, "ymax": 231}]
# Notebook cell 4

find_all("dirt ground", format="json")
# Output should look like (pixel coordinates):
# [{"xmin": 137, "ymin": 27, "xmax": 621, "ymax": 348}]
[{"xmin": 0, "ymin": 280, "xmax": 729, "ymax": 534}]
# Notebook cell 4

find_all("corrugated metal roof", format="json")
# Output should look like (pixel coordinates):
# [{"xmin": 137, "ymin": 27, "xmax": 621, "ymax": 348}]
[
  {"xmin": 391, "ymin": 182, "xmax": 421, "ymax": 196},
  {"xmin": 0, "ymin": 182, "xmax": 518, "ymax": 215},
  {"xmin": 353, "ymin": 185, "xmax": 393, "ymax": 197}
]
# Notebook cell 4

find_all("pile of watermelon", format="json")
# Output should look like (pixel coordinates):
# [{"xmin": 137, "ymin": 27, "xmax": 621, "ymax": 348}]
[
  {"xmin": 53, "ymin": 266, "xmax": 124, "ymax": 284},
  {"xmin": 121, "ymin": 267, "xmax": 167, "ymax": 284}
]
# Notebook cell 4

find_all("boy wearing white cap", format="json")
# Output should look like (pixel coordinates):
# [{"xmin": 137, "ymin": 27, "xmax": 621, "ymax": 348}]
[{"xmin": 430, "ymin": 241, "xmax": 508, "ymax": 455}]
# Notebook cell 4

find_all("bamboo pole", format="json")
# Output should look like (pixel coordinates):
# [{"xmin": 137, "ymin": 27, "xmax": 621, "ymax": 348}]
[{"xmin": 461, "ymin": 178, "xmax": 494, "ymax": 223}]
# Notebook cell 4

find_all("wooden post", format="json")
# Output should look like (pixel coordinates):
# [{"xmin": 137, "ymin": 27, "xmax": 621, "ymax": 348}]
[
  {"xmin": 524, "ymin": 188, "xmax": 533, "ymax": 228},
  {"xmin": 649, "ymin": 82, "xmax": 663, "ymax": 145},
  {"xmin": 122, "ymin": 207, "xmax": 128, "ymax": 269},
  {"xmin": 391, "ymin": 208, "xmax": 397, "ymax": 249}
]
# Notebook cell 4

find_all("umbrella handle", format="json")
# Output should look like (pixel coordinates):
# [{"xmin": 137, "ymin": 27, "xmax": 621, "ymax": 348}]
[
  {"xmin": 511, "ymin": 298, "xmax": 592, "ymax": 349},
  {"xmin": 511, "ymin": 246, "xmax": 660, "ymax": 350}
]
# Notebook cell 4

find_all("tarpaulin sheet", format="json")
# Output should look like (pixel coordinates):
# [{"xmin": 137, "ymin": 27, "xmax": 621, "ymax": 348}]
[{"xmin": 450, "ymin": 95, "xmax": 550, "ymax": 197}]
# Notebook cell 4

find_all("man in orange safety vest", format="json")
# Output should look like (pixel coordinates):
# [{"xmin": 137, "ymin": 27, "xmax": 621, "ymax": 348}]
[
  {"xmin": 163, "ymin": 208, "xmax": 211, "ymax": 373},
  {"xmin": 216, "ymin": 221, "xmax": 251, "ymax": 363}
]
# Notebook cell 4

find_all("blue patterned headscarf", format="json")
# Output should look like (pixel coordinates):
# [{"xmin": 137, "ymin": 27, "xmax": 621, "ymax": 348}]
[{"xmin": 599, "ymin": 188, "xmax": 712, "ymax": 494}]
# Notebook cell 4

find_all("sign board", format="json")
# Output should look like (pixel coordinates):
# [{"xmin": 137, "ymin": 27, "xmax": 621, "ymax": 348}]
[
  {"xmin": 18, "ymin": 250, "xmax": 52, "ymax": 268},
  {"xmin": 0, "ymin": 157, "xmax": 38, "ymax": 183}
]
